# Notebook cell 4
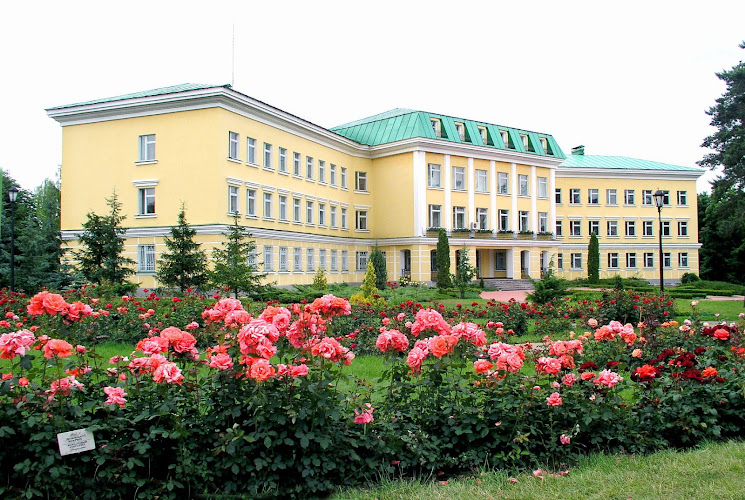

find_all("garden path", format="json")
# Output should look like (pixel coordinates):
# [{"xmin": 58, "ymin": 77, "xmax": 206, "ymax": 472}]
[{"xmin": 480, "ymin": 290, "xmax": 531, "ymax": 302}]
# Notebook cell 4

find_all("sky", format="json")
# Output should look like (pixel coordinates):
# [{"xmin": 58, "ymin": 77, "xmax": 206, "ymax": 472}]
[{"xmin": 1, "ymin": 1, "xmax": 743, "ymax": 194}]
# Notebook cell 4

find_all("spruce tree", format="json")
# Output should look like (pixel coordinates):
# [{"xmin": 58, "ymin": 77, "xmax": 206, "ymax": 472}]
[
  {"xmin": 435, "ymin": 229, "xmax": 451, "ymax": 288},
  {"xmin": 75, "ymin": 191, "xmax": 135, "ymax": 287},
  {"xmin": 369, "ymin": 245, "xmax": 387, "ymax": 289},
  {"xmin": 588, "ymin": 231, "xmax": 600, "ymax": 283},
  {"xmin": 210, "ymin": 216, "xmax": 266, "ymax": 298},
  {"xmin": 452, "ymin": 244, "xmax": 476, "ymax": 298},
  {"xmin": 157, "ymin": 207, "xmax": 208, "ymax": 293}
]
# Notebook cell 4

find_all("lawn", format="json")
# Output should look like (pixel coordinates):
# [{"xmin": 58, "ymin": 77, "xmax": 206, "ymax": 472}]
[{"xmin": 332, "ymin": 440, "xmax": 745, "ymax": 500}]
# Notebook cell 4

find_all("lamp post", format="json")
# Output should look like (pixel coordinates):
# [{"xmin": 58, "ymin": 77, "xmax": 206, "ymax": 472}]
[
  {"xmin": 653, "ymin": 189, "xmax": 665, "ymax": 293},
  {"xmin": 7, "ymin": 187, "xmax": 18, "ymax": 292}
]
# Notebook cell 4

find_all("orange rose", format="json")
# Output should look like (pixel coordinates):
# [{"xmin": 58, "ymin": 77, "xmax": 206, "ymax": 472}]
[
  {"xmin": 474, "ymin": 359, "xmax": 493, "ymax": 374},
  {"xmin": 702, "ymin": 366, "xmax": 718, "ymax": 378},
  {"xmin": 249, "ymin": 359, "xmax": 276, "ymax": 381},
  {"xmin": 429, "ymin": 335, "xmax": 457, "ymax": 358},
  {"xmin": 43, "ymin": 339, "xmax": 73, "ymax": 359},
  {"xmin": 42, "ymin": 293, "xmax": 68, "ymax": 316}
]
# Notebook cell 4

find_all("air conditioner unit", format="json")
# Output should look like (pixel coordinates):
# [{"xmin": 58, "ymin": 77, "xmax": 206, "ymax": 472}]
[{"xmin": 470, "ymin": 222, "xmax": 479, "ymax": 230}]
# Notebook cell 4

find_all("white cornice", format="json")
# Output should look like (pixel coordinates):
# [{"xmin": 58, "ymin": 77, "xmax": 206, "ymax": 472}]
[{"xmin": 556, "ymin": 167, "xmax": 703, "ymax": 181}]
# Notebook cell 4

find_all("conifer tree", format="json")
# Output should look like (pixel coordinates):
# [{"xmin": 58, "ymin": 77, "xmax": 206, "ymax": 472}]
[
  {"xmin": 360, "ymin": 260, "xmax": 378, "ymax": 299},
  {"xmin": 588, "ymin": 231, "xmax": 600, "ymax": 283},
  {"xmin": 369, "ymin": 245, "xmax": 387, "ymax": 289},
  {"xmin": 157, "ymin": 207, "xmax": 208, "ymax": 293},
  {"xmin": 435, "ymin": 229, "xmax": 452, "ymax": 288},
  {"xmin": 210, "ymin": 216, "xmax": 266, "ymax": 298},
  {"xmin": 452, "ymin": 244, "xmax": 476, "ymax": 298},
  {"xmin": 75, "ymin": 191, "xmax": 135, "ymax": 287}
]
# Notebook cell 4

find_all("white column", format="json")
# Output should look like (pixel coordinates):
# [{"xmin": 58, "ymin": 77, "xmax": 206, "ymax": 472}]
[
  {"xmin": 444, "ymin": 155, "xmax": 452, "ymax": 231},
  {"xmin": 489, "ymin": 160, "xmax": 497, "ymax": 232},
  {"xmin": 549, "ymin": 168, "xmax": 556, "ymax": 238},
  {"xmin": 530, "ymin": 165, "xmax": 537, "ymax": 234},
  {"xmin": 510, "ymin": 163, "xmax": 518, "ymax": 232},
  {"xmin": 467, "ymin": 157, "xmax": 475, "ymax": 226},
  {"xmin": 413, "ymin": 151, "xmax": 427, "ymax": 236}
]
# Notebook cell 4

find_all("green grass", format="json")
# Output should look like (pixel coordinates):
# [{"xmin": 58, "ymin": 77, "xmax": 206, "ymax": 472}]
[
  {"xmin": 332, "ymin": 440, "xmax": 745, "ymax": 500},
  {"xmin": 675, "ymin": 298, "xmax": 744, "ymax": 322}
]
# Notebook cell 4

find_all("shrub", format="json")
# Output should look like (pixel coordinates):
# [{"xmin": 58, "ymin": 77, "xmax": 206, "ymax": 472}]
[{"xmin": 681, "ymin": 272, "xmax": 701, "ymax": 284}]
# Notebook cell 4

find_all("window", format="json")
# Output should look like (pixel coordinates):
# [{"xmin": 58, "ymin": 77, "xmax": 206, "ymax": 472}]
[
  {"xmin": 293, "ymin": 152, "xmax": 301, "ymax": 176},
  {"xmin": 519, "ymin": 174, "xmax": 529, "ymax": 196},
  {"xmin": 678, "ymin": 221, "xmax": 689, "ymax": 236},
  {"xmin": 677, "ymin": 191, "xmax": 688, "ymax": 206},
  {"xmin": 521, "ymin": 134, "xmax": 530, "ymax": 150},
  {"xmin": 138, "ymin": 134, "xmax": 155, "ymax": 162},
  {"xmin": 263, "ymin": 193, "xmax": 273, "ymax": 219},
  {"xmin": 607, "ymin": 220, "xmax": 618, "ymax": 237},
  {"xmin": 293, "ymin": 247, "xmax": 302, "ymax": 272},
  {"xmin": 247, "ymin": 249, "xmax": 257, "ymax": 268},
  {"xmin": 642, "ymin": 190, "xmax": 653, "ymax": 205},
  {"xmin": 571, "ymin": 253, "xmax": 582, "ymax": 269},
  {"xmin": 279, "ymin": 247, "xmax": 288, "ymax": 272},
  {"xmin": 537, "ymin": 177, "xmax": 548, "ymax": 198},
  {"xmin": 292, "ymin": 198, "xmax": 301, "ymax": 223},
  {"xmin": 453, "ymin": 206, "xmax": 466, "ymax": 229},
  {"xmin": 341, "ymin": 208, "xmax": 348, "ymax": 229},
  {"xmin": 356, "ymin": 251, "xmax": 368, "ymax": 271},
  {"xmin": 570, "ymin": 188, "xmax": 581, "ymax": 204},
  {"xmin": 679, "ymin": 252, "xmax": 689, "ymax": 267},
  {"xmin": 263, "ymin": 143, "xmax": 272, "ymax": 169},
  {"xmin": 429, "ymin": 204, "xmax": 442, "ymax": 228},
  {"xmin": 626, "ymin": 253, "xmax": 637, "ymax": 268},
  {"xmin": 318, "ymin": 203, "xmax": 326, "ymax": 226},
  {"xmin": 538, "ymin": 212, "xmax": 548, "ymax": 233},
  {"xmin": 319, "ymin": 249, "xmax": 327, "ymax": 270},
  {"xmin": 662, "ymin": 190, "xmax": 670, "ymax": 205},
  {"xmin": 588, "ymin": 220, "xmax": 599, "ymax": 235},
  {"xmin": 431, "ymin": 118, "xmax": 442, "ymax": 137},
  {"xmin": 476, "ymin": 169, "xmax": 488, "ymax": 192},
  {"xmin": 606, "ymin": 189, "xmax": 617, "ymax": 205},
  {"xmin": 498, "ymin": 172, "xmax": 509, "ymax": 194},
  {"xmin": 555, "ymin": 188, "xmax": 562, "ymax": 204},
  {"xmin": 477, "ymin": 208, "xmax": 489, "ymax": 230},
  {"xmin": 356, "ymin": 210, "xmax": 368, "ymax": 230},
  {"xmin": 498, "ymin": 209, "xmax": 509, "ymax": 231},
  {"xmin": 454, "ymin": 122, "xmax": 465, "ymax": 140},
  {"xmin": 478, "ymin": 126, "xmax": 488, "ymax": 144},
  {"xmin": 341, "ymin": 250, "xmax": 349, "ymax": 271},
  {"xmin": 247, "ymin": 189, "xmax": 257, "ymax": 217},
  {"xmin": 307, "ymin": 248, "xmax": 315, "ymax": 271},
  {"xmin": 625, "ymin": 220, "xmax": 636, "ymax": 236},
  {"xmin": 664, "ymin": 252, "xmax": 671, "ymax": 268},
  {"xmin": 247, "ymin": 138, "xmax": 257, "ymax": 164},
  {"xmin": 519, "ymin": 211, "xmax": 529, "ymax": 232},
  {"xmin": 662, "ymin": 221, "xmax": 671, "ymax": 237},
  {"xmin": 278, "ymin": 148, "xmax": 287, "ymax": 173},
  {"xmin": 644, "ymin": 252, "xmax": 654, "ymax": 268},
  {"xmin": 555, "ymin": 220, "xmax": 563, "ymax": 236},
  {"xmin": 341, "ymin": 167, "xmax": 347, "ymax": 188},
  {"xmin": 228, "ymin": 132, "xmax": 239, "ymax": 159},
  {"xmin": 330, "ymin": 250, "xmax": 338, "ymax": 271},
  {"xmin": 318, "ymin": 161, "xmax": 326, "ymax": 183},
  {"xmin": 264, "ymin": 246, "xmax": 273, "ymax": 272},
  {"xmin": 500, "ymin": 130, "xmax": 511, "ymax": 148},
  {"xmin": 539, "ymin": 137, "xmax": 549, "ymax": 153},
  {"xmin": 278, "ymin": 195, "xmax": 288, "ymax": 221},
  {"xmin": 138, "ymin": 244, "xmax": 155, "ymax": 272},
  {"xmin": 330, "ymin": 205, "xmax": 337, "ymax": 228},
  {"xmin": 608, "ymin": 253, "xmax": 619, "ymax": 269},
  {"xmin": 138, "ymin": 187, "xmax": 156, "ymax": 215},
  {"xmin": 306, "ymin": 156, "xmax": 314, "ymax": 179},
  {"xmin": 624, "ymin": 189, "xmax": 635, "ymax": 205},
  {"xmin": 557, "ymin": 253, "xmax": 563, "ymax": 269},
  {"xmin": 228, "ymin": 185, "xmax": 239, "ymax": 214},
  {"xmin": 588, "ymin": 189, "xmax": 599, "ymax": 205},
  {"xmin": 643, "ymin": 220, "xmax": 654, "ymax": 236},
  {"xmin": 452, "ymin": 167, "xmax": 465, "ymax": 190},
  {"xmin": 330, "ymin": 164, "xmax": 337, "ymax": 185},
  {"xmin": 306, "ymin": 201, "xmax": 314, "ymax": 224},
  {"xmin": 355, "ymin": 171, "xmax": 368, "ymax": 191},
  {"xmin": 570, "ymin": 220, "xmax": 581, "ymax": 236}
]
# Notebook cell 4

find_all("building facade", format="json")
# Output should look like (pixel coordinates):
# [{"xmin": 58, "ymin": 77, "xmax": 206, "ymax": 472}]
[{"xmin": 46, "ymin": 84, "xmax": 702, "ymax": 288}]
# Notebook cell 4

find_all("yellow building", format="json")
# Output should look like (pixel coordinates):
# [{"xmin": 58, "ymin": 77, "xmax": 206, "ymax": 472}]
[{"xmin": 46, "ymin": 84, "xmax": 702, "ymax": 289}]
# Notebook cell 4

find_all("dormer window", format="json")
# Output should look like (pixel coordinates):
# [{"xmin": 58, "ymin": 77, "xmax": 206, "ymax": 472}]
[
  {"xmin": 478, "ymin": 126, "xmax": 490, "ymax": 145},
  {"xmin": 430, "ymin": 118, "xmax": 442, "ymax": 138},
  {"xmin": 454, "ymin": 122, "xmax": 465, "ymax": 141},
  {"xmin": 520, "ymin": 134, "xmax": 529, "ymax": 150},
  {"xmin": 539, "ymin": 137, "xmax": 549, "ymax": 154},
  {"xmin": 500, "ymin": 130, "xmax": 511, "ymax": 148}
]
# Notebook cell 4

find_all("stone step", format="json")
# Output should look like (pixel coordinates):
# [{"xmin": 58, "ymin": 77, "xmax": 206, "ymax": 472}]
[{"xmin": 483, "ymin": 278, "xmax": 535, "ymax": 291}]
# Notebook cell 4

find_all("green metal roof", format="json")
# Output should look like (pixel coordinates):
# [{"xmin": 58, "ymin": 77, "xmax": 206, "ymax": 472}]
[
  {"xmin": 560, "ymin": 154, "xmax": 702, "ymax": 172},
  {"xmin": 331, "ymin": 109, "xmax": 565, "ymax": 159},
  {"xmin": 47, "ymin": 83, "xmax": 228, "ymax": 110}
]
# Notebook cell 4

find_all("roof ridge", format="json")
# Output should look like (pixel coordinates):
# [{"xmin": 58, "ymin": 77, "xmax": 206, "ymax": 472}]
[{"xmin": 47, "ymin": 83, "xmax": 229, "ymax": 110}]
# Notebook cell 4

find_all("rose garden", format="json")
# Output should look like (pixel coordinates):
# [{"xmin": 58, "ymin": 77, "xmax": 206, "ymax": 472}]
[{"xmin": 0, "ymin": 285, "xmax": 743, "ymax": 499}]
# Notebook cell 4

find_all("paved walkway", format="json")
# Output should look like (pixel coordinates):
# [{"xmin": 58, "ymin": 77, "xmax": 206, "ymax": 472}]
[{"xmin": 480, "ymin": 290, "xmax": 532, "ymax": 302}]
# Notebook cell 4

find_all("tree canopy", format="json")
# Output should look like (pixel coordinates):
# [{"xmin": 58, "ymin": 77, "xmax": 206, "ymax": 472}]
[{"xmin": 157, "ymin": 207, "xmax": 208, "ymax": 293}]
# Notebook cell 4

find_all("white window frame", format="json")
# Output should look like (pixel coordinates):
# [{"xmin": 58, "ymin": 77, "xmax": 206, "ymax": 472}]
[
  {"xmin": 452, "ymin": 167, "xmax": 466, "ymax": 191},
  {"xmin": 537, "ymin": 177, "xmax": 548, "ymax": 198},
  {"xmin": 644, "ymin": 252, "xmax": 654, "ymax": 268},
  {"xmin": 498, "ymin": 209, "xmax": 510, "ymax": 231},
  {"xmin": 263, "ymin": 192, "xmax": 273, "ymax": 219},
  {"xmin": 263, "ymin": 246, "xmax": 274, "ymax": 272},
  {"xmin": 330, "ymin": 205, "xmax": 338, "ymax": 228},
  {"xmin": 518, "ymin": 174, "xmax": 529, "ymax": 196},
  {"xmin": 293, "ymin": 152, "xmax": 301, "ymax": 176},
  {"xmin": 307, "ymin": 248, "xmax": 315, "ymax": 271},
  {"xmin": 306, "ymin": 156, "xmax": 314, "ymax": 179},
  {"xmin": 570, "ymin": 220, "xmax": 581, "ymax": 237},
  {"xmin": 555, "ymin": 219, "xmax": 563, "ymax": 236},
  {"xmin": 478, "ymin": 208, "xmax": 489, "ymax": 230},
  {"xmin": 555, "ymin": 188, "xmax": 562, "ymax": 204},
  {"xmin": 318, "ymin": 203, "xmax": 326, "ymax": 227},
  {"xmin": 625, "ymin": 220, "xmax": 636, "ymax": 237},
  {"xmin": 293, "ymin": 198, "xmax": 301, "ymax": 223},
  {"xmin": 626, "ymin": 253, "xmax": 637, "ymax": 268},
  {"xmin": 606, "ymin": 189, "xmax": 617, "ymax": 205},
  {"xmin": 355, "ymin": 171, "xmax": 368, "ymax": 192},
  {"xmin": 607, "ymin": 220, "xmax": 618, "ymax": 237},
  {"xmin": 679, "ymin": 252, "xmax": 689, "ymax": 268},
  {"xmin": 228, "ymin": 132, "xmax": 239, "ymax": 160},
  {"xmin": 498, "ymin": 172, "xmax": 509, "ymax": 194},
  {"xmin": 677, "ymin": 190, "xmax": 688, "ymax": 206},
  {"xmin": 306, "ymin": 201, "xmax": 314, "ymax": 224},
  {"xmin": 330, "ymin": 164, "xmax": 337, "ymax": 186},
  {"xmin": 279, "ymin": 247, "xmax": 288, "ymax": 272},
  {"xmin": 453, "ymin": 206, "xmax": 466, "ymax": 229},
  {"xmin": 138, "ymin": 244, "xmax": 156, "ymax": 273},
  {"xmin": 571, "ymin": 253, "xmax": 582, "ymax": 269},
  {"xmin": 246, "ymin": 189, "xmax": 257, "ymax": 217},
  {"xmin": 570, "ymin": 188, "xmax": 581, "ymax": 205},
  {"xmin": 662, "ymin": 221, "xmax": 671, "ymax": 237},
  {"xmin": 588, "ymin": 220, "xmax": 599, "ymax": 235},
  {"xmin": 356, "ymin": 251, "xmax": 368, "ymax": 271},
  {"xmin": 247, "ymin": 138, "xmax": 257, "ymax": 164},
  {"xmin": 476, "ymin": 169, "xmax": 488, "ymax": 193},
  {"xmin": 643, "ymin": 220, "xmax": 654, "ymax": 237},
  {"xmin": 588, "ymin": 189, "xmax": 599, "ymax": 205},
  {"xmin": 519, "ymin": 211, "xmax": 529, "ymax": 232},
  {"xmin": 138, "ymin": 187, "xmax": 156, "ymax": 216},
  {"xmin": 642, "ymin": 190, "xmax": 653, "ymax": 206},
  {"xmin": 263, "ymin": 143, "xmax": 273, "ymax": 170},
  {"xmin": 678, "ymin": 221, "xmax": 689, "ymax": 237},
  {"xmin": 341, "ymin": 250, "xmax": 349, "ymax": 271},
  {"xmin": 341, "ymin": 167, "xmax": 347, "ymax": 188},
  {"xmin": 356, "ymin": 210, "xmax": 368, "ymax": 231},
  {"xmin": 278, "ymin": 147, "xmax": 287, "ymax": 173},
  {"xmin": 228, "ymin": 185, "xmax": 239, "ymax": 215},
  {"xmin": 608, "ymin": 253, "xmax": 619, "ymax": 269},
  {"xmin": 428, "ymin": 163, "xmax": 442, "ymax": 188},
  {"xmin": 624, "ymin": 189, "xmax": 635, "ymax": 205},
  {"xmin": 293, "ymin": 247, "xmax": 303, "ymax": 272},
  {"xmin": 318, "ymin": 160, "xmax": 326, "ymax": 183},
  {"xmin": 278, "ymin": 195, "xmax": 288, "ymax": 221},
  {"xmin": 319, "ymin": 249, "xmax": 327, "ymax": 270},
  {"xmin": 330, "ymin": 250, "xmax": 338, "ymax": 271},
  {"xmin": 138, "ymin": 134, "xmax": 156, "ymax": 162},
  {"xmin": 341, "ymin": 207, "xmax": 348, "ymax": 229},
  {"xmin": 429, "ymin": 204, "xmax": 442, "ymax": 229},
  {"xmin": 538, "ymin": 212, "xmax": 548, "ymax": 233}
]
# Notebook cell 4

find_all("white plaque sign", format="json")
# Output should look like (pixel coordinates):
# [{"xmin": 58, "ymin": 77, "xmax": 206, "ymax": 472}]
[{"xmin": 57, "ymin": 428, "xmax": 96, "ymax": 456}]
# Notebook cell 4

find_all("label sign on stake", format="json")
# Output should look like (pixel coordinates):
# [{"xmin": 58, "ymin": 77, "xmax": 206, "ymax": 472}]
[{"xmin": 57, "ymin": 428, "xmax": 95, "ymax": 456}]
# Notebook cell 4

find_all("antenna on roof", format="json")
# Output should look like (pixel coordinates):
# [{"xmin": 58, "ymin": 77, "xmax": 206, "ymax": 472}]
[{"xmin": 231, "ymin": 24, "xmax": 235, "ymax": 87}]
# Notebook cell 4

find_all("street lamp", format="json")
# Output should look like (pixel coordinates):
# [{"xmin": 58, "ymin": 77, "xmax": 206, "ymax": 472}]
[
  {"xmin": 7, "ymin": 186, "xmax": 19, "ymax": 292},
  {"xmin": 652, "ymin": 189, "xmax": 665, "ymax": 293}
]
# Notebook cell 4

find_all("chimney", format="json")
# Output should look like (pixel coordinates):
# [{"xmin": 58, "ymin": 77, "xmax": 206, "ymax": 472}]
[{"xmin": 571, "ymin": 145, "xmax": 585, "ymax": 156}]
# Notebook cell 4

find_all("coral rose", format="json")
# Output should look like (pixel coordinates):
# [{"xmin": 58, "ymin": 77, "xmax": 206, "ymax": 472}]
[
  {"xmin": 43, "ymin": 339, "xmax": 73, "ymax": 359},
  {"xmin": 249, "ymin": 359, "xmax": 276, "ymax": 381},
  {"xmin": 473, "ymin": 359, "xmax": 493, "ymax": 374},
  {"xmin": 546, "ymin": 392, "xmax": 563, "ymax": 406}
]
